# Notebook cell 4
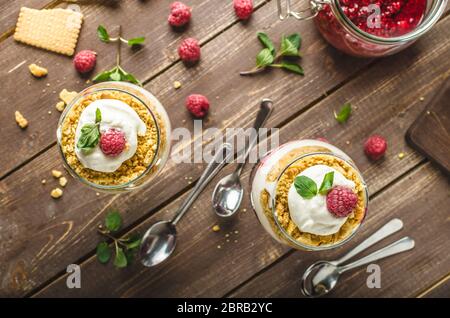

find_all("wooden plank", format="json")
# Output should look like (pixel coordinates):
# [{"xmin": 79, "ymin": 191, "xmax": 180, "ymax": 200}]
[
  {"xmin": 0, "ymin": 0, "xmax": 268, "ymax": 177},
  {"xmin": 230, "ymin": 163, "xmax": 450, "ymax": 298},
  {"xmin": 34, "ymin": 16, "xmax": 450, "ymax": 297},
  {"xmin": 0, "ymin": 0, "xmax": 379, "ymax": 296},
  {"xmin": 0, "ymin": 0, "xmax": 55, "ymax": 38},
  {"xmin": 419, "ymin": 274, "xmax": 450, "ymax": 298}
]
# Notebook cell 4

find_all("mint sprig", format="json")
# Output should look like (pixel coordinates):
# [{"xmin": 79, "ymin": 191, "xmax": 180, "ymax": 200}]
[
  {"xmin": 93, "ymin": 25, "xmax": 143, "ymax": 86},
  {"xmin": 294, "ymin": 172, "xmax": 335, "ymax": 199},
  {"xmin": 241, "ymin": 32, "xmax": 304, "ymax": 76},
  {"xmin": 77, "ymin": 108, "xmax": 101, "ymax": 150},
  {"xmin": 96, "ymin": 211, "xmax": 142, "ymax": 269}
]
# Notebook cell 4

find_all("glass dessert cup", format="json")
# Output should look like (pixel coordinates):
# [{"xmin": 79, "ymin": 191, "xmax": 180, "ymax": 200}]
[
  {"xmin": 56, "ymin": 82, "xmax": 171, "ymax": 193},
  {"xmin": 277, "ymin": 0, "xmax": 448, "ymax": 57},
  {"xmin": 250, "ymin": 140, "xmax": 369, "ymax": 251}
]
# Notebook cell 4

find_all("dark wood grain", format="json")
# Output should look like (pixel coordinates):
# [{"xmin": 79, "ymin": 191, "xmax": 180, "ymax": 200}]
[
  {"xmin": 34, "ymin": 16, "xmax": 450, "ymax": 296},
  {"xmin": 419, "ymin": 274, "xmax": 450, "ymax": 298}
]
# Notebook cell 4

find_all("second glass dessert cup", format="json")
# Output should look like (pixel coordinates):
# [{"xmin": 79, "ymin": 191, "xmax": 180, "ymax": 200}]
[{"xmin": 250, "ymin": 139, "xmax": 369, "ymax": 251}]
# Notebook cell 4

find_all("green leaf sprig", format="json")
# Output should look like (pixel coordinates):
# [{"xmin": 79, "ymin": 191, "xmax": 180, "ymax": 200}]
[
  {"xmin": 294, "ymin": 171, "xmax": 335, "ymax": 199},
  {"xmin": 93, "ymin": 25, "xmax": 144, "ymax": 86},
  {"xmin": 240, "ymin": 32, "xmax": 304, "ymax": 76},
  {"xmin": 77, "ymin": 108, "xmax": 102, "ymax": 151},
  {"xmin": 96, "ymin": 211, "xmax": 142, "ymax": 269}
]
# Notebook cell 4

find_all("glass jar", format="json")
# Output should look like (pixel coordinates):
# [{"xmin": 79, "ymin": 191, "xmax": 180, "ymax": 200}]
[
  {"xmin": 56, "ymin": 82, "xmax": 171, "ymax": 192},
  {"xmin": 277, "ymin": 0, "xmax": 447, "ymax": 57},
  {"xmin": 250, "ymin": 140, "xmax": 369, "ymax": 250}
]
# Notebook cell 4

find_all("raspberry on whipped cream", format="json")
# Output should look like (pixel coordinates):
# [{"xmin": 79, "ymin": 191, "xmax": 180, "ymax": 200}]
[
  {"xmin": 288, "ymin": 165, "xmax": 356, "ymax": 236},
  {"xmin": 74, "ymin": 99, "xmax": 146, "ymax": 173}
]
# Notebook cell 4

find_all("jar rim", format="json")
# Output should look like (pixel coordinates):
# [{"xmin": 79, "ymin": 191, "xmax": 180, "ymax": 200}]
[
  {"xmin": 56, "ymin": 82, "xmax": 162, "ymax": 191},
  {"xmin": 270, "ymin": 151, "xmax": 369, "ymax": 251},
  {"xmin": 327, "ymin": 0, "xmax": 447, "ymax": 44}
]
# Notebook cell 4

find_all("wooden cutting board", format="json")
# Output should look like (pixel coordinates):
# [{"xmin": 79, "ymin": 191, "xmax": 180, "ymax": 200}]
[{"xmin": 406, "ymin": 79, "xmax": 450, "ymax": 176}]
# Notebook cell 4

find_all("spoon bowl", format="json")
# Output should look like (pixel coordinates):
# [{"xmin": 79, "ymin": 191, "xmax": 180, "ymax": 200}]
[
  {"xmin": 212, "ymin": 172, "xmax": 243, "ymax": 217},
  {"xmin": 140, "ymin": 221, "xmax": 177, "ymax": 267},
  {"xmin": 301, "ymin": 261, "xmax": 340, "ymax": 297}
]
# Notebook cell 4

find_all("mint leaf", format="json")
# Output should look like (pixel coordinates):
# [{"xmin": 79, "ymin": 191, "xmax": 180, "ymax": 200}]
[
  {"xmin": 77, "ymin": 123, "xmax": 100, "ymax": 150},
  {"xmin": 96, "ymin": 242, "xmax": 111, "ymax": 264},
  {"xmin": 287, "ymin": 33, "xmax": 301, "ymax": 50},
  {"xmin": 127, "ymin": 37, "xmax": 145, "ymax": 46},
  {"xmin": 114, "ymin": 247, "xmax": 128, "ymax": 268},
  {"xmin": 294, "ymin": 176, "xmax": 317, "ymax": 199},
  {"xmin": 281, "ymin": 62, "xmax": 304, "ymax": 75},
  {"xmin": 105, "ymin": 211, "xmax": 122, "ymax": 232},
  {"xmin": 97, "ymin": 25, "xmax": 110, "ymax": 42},
  {"xmin": 256, "ymin": 48, "xmax": 274, "ymax": 68},
  {"xmin": 319, "ymin": 172, "xmax": 334, "ymax": 195},
  {"xmin": 334, "ymin": 103, "xmax": 352, "ymax": 124},
  {"xmin": 95, "ymin": 108, "xmax": 102, "ymax": 123},
  {"xmin": 257, "ymin": 32, "xmax": 275, "ymax": 56},
  {"xmin": 280, "ymin": 36, "xmax": 299, "ymax": 57}
]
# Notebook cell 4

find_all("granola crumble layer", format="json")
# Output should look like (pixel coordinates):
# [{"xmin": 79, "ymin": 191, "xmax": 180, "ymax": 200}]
[
  {"xmin": 60, "ymin": 90, "xmax": 165, "ymax": 186},
  {"xmin": 260, "ymin": 150, "xmax": 366, "ymax": 248}
]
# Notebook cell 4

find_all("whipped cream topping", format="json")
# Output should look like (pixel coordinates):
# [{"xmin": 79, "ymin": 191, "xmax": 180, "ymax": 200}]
[
  {"xmin": 75, "ymin": 99, "xmax": 146, "ymax": 173},
  {"xmin": 288, "ymin": 165, "xmax": 355, "ymax": 236}
]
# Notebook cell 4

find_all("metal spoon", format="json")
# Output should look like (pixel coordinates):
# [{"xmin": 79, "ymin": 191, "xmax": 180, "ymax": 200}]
[
  {"xmin": 301, "ymin": 236, "xmax": 414, "ymax": 297},
  {"xmin": 301, "ymin": 219, "xmax": 414, "ymax": 297},
  {"xmin": 212, "ymin": 99, "xmax": 273, "ymax": 217},
  {"xmin": 140, "ymin": 143, "xmax": 233, "ymax": 267}
]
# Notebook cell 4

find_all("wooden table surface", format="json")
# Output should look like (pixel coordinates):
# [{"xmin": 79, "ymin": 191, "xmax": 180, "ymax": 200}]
[{"xmin": 0, "ymin": 0, "xmax": 449, "ymax": 298}]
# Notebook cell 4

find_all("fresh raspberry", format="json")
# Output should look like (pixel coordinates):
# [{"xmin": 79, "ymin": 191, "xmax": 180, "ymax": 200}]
[
  {"xmin": 233, "ymin": 0, "xmax": 253, "ymax": 20},
  {"xmin": 185, "ymin": 94, "xmax": 209, "ymax": 118},
  {"xmin": 73, "ymin": 50, "xmax": 97, "ymax": 73},
  {"xmin": 364, "ymin": 135, "xmax": 387, "ymax": 160},
  {"xmin": 100, "ymin": 128, "xmax": 126, "ymax": 157},
  {"xmin": 178, "ymin": 38, "xmax": 201, "ymax": 63},
  {"xmin": 168, "ymin": 2, "xmax": 192, "ymax": 27},
  {"xmin": 326, "ymin": 186, "xmax": 358, "ymax": 217}
]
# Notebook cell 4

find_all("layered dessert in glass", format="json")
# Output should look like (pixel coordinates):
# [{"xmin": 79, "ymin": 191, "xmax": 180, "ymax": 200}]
[
  {"xmin": 57, "ymin": 82, "xmax": 171, "ymax": 192},
  {"xmin": 250, "ymin": 140, "xmax": 368, "ymax": 250}
]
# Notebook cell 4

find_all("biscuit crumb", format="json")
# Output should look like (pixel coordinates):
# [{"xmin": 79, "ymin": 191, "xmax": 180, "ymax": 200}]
[
  {"xmin": 59, "ymin": 89, "xmax": 78, "ymax": 104},
  {"xmin": 50, "ymin": 188, "xmax": 63, "ymax": 199},
  {"xmin": 41, "ymin": 179, "xmax": 46, "ymax": 185},
  {"xmin": 52, "ymin": 170, "xmax": 62, "ymax": 178},
  {"xmin": 28, "ymin": 63, "xmax": 48, "ymax": 77},
  {"xmin": 15, "ymin": 111, "xmax": 28, "ymax": 128},
  {"xmin": 173, "ymin": 81, "xmax": 182, "ymax": 89},
  {"xmin": 96, "ymin": 192, "xmax": 100, "ymax": 196},
  {"xmin": 419, "ymin": 96, "xmax": 425, "ymax": 102},
  {"xmin": 398, "ymin": 152, "xmax": 405, "ymax": 159},
  {"xmin": 55, "ymin": 101, "xmax": 66, "ymax": 112},
  {"xmin": 59, "ymin": 177, "xmax": 68, "ymax": 187},
  {"xmin": 212, "ymin": 225, "xmax": 220, "ymax": 232}
]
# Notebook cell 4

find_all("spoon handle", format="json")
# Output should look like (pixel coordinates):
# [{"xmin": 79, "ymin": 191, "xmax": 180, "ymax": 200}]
[
  {"xmin": 235, "ymin": 99, "xmax": 273, "ymax": 176},
  {"xmin": 336, "ymin": 218, "xmax": 404, "ymax": 265},
  {"xmin": 172, "ymin": 143, "xmax": 233, "ymax": 225},
  {"xmin": 339, "ymin": 237, "xmax": 415, "ymax": 273}
]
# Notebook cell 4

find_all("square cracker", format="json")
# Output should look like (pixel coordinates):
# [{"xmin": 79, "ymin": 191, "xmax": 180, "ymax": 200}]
[{"xmin": 14, "ymin": 7, "xmax": 83, "ymax": 56}]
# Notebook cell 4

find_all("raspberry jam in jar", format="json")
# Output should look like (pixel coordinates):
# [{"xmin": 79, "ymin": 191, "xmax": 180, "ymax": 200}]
[{"xmin": 277, "ymin": 0, "xmax": 447, "ymax": 57}]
